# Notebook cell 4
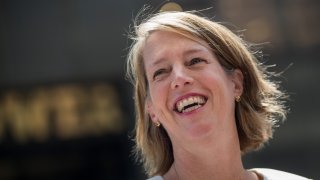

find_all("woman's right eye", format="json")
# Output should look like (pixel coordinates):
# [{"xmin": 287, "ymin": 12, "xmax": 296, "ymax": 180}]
[{"xmin": 153, "ymin": 69, "xmax": 166, "ymax": 79}]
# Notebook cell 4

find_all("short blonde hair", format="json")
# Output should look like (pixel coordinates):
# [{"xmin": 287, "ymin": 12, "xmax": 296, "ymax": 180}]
[{"xmin": 126, "ymin": 11, "xmax": 287, "ymax": 177}]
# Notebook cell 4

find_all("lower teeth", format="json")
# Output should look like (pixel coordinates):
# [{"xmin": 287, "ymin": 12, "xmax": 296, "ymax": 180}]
[{"xmin": 182, "ymin": 104, "xmax": 201, "ymax": 113}]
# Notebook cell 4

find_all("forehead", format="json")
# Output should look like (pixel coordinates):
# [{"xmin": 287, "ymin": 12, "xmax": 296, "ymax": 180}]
[{"xmin": 142, "ymin": 30, "xmax": 211, "ymax": 66}]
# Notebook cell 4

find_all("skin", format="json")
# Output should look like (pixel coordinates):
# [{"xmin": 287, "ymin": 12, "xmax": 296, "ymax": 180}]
[{"xmin": 143, "ymin": 30, "xmax": 259, "ymax": 180}]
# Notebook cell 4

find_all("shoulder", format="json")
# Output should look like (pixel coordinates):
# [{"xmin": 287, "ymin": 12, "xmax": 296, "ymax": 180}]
[
  {"xmin": 147, "ymin": 175, "xmax": 164, "ymax": 180},
  {"xmin": 250, "ymin": 168, "xmax": 311, "ymax": 180}
]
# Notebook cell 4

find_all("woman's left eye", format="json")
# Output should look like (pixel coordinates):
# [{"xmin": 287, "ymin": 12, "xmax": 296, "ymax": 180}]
[{"xmin": 189, "ymin": 58, "xmax": 205, "ymax": 66}]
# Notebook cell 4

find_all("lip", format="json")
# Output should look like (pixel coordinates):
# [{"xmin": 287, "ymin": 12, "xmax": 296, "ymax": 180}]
[{"xmin": 172, "ymin": 92, "xmax": 208, "ymax": 112}]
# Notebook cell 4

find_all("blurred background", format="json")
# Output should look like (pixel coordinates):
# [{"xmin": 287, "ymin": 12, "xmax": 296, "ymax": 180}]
[{"xmin": 0, "ymin": 0, "xmax": 319, "ymax": 179}]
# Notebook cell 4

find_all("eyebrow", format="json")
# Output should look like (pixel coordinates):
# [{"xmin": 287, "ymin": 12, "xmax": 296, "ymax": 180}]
[
  {"xmin": 151, "ymin": 47, "xmax": 208, "ymax": 66},
  {"xmin": 184, "ymin": 47, "xmax": 209, "ymax": 56},
  {"xmin": 151, "ymin": 57, "xmax": 166, "ymax": 66}
]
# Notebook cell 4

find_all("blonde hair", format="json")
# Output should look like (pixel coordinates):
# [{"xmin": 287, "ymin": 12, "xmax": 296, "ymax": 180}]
[{"xmin": 126, "ymin": 11, "xmax": 287, "ymax": 177}]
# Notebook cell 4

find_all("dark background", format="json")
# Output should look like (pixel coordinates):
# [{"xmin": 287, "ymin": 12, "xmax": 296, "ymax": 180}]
[{"xmin": 0, "ymin": 0, "xmax": 319, "ymax": 179}]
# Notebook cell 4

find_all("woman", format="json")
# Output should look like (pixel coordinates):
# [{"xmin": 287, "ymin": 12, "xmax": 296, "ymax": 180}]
[{"xmin": 126, "ymin": 11, "xmax": 310, "ymax": 180}]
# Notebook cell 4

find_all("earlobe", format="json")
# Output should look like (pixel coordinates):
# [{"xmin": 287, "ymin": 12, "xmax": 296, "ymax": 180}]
[
  {"xmin": 147, "ymin": 106, "xmax": 161, "ymax": 127},
  {"xmin": 146, "ymin": 99, "xmax": 158, "ymax": 124},
  {"xmin": 149, "ymin": 111, "xmax": 157, "ymax": 122}
]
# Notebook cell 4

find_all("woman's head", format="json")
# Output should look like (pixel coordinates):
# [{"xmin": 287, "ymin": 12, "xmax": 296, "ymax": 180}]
[{"xmin": 127, "ymin": 11, "xmax": 287, "ymax": 176}]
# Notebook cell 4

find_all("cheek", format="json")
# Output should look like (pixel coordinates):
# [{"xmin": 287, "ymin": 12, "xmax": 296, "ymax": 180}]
[
  {"xmin": 149, "ymin": 83, "xmax": 168, "ymax": 108},
  {"xmin": 201, "ymin": 71, "xmax": 234, "ymax": 103},
  {"xmin": 199, "ymin": 71, "xmax": 225, "ymax": 90}
]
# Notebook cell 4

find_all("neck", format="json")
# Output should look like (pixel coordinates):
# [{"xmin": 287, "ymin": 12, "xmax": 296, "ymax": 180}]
[
  {"xmin": 164, "ymin": 128, "xmax": 255, "ymax": 180},
  {"xmin": 174, "ymin": 146, "xmax": 244, "ymax": 179}
]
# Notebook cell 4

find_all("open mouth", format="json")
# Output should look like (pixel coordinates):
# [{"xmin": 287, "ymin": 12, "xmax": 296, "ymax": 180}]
[{"xmin": 174, "ymin": 95, "xmax": 207, "ymax": 113}]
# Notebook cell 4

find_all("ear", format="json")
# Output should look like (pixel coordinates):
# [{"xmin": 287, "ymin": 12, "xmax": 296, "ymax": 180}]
[
  {"xmin": 232, "ymin": 69, "xmax": 244, "ymax": 97},
  {"xmin": 145, "ymin": 97, "xmax": 158, "ymax": 124}
]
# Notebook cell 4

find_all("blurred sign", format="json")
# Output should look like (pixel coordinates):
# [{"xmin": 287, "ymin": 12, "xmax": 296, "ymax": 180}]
[
  {"xmin": 160, "ymin": 2, "xmax": 183, "ymax": 12},
  {"xmin": 0, "ymin": 83, "xmax": 125, "ymax": 143}
]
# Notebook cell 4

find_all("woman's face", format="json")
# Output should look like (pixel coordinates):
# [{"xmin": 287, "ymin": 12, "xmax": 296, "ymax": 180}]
[{"xmin": 143, "ymin": 30, "xmax": 243, "ymax": 148}]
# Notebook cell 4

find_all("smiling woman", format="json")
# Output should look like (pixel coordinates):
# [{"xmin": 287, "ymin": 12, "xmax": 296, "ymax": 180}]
[{"xmin": 126, "ymin": 11, "xmax": 310, "ymax": 180}]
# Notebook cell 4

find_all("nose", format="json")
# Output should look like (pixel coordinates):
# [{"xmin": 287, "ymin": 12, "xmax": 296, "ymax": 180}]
[{"xmin": 171, "ymin": 67, "xmax": 194, "ymax": 89}]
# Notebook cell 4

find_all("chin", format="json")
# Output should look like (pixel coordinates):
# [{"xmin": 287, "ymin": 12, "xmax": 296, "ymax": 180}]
[{"xmin": 186, "ymin": 122, "xmax": 213, "ymax": 140}]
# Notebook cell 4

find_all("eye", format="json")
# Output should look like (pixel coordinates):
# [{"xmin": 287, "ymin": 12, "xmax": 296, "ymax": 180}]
[
  {"xmin": 188, "ymin": 58, "xmax": 205, "ymax": 66},
  {"xmin": 153, "ymin": 68, "xmax": 167, "ymax": 79}
]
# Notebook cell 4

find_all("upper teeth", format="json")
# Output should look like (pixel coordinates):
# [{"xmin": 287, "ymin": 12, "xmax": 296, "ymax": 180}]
[{"xmin": 176, "ymin": 96, "xmax": 206, "ymax": 113}]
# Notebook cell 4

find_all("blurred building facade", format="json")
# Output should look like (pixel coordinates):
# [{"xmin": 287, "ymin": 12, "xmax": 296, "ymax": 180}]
[{"xmin": 0, "ymin": 0, "xmax": 319, "ymax": 179}]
